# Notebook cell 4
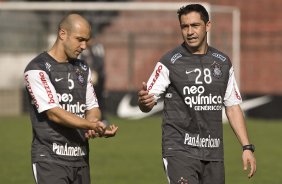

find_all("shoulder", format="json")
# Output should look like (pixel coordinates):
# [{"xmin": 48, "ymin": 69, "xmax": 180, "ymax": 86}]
[
  {"xmin": 208, "ymin": 47, "xmax": 231, "ymax": 64},
  {"xmin": 24, "ymin": 52, "xmax": 50, "ymax": 72},
  {"xmin": 159, "ymin": 44, "xmax": 186, "ymax": 66}
]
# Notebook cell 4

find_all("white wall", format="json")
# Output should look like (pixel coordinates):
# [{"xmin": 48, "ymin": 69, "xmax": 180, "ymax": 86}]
[{"xmin": 0, "ymin": 53, "xmax": 36, "ymax": 89}]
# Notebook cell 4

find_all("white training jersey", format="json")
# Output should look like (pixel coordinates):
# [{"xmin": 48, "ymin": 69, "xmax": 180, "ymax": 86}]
[
  {"xmin": 146, "ymin": 44, "xmax": 242, "ymax": 161},
  {"xmin": 24, "ymin": 52, "xmax": 99, "ymax": 167}
]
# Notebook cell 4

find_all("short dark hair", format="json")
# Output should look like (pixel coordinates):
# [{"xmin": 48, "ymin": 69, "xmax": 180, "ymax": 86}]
[{"xmin": 177, "ymin": 4, "xmax": 209, "ymax": 23}]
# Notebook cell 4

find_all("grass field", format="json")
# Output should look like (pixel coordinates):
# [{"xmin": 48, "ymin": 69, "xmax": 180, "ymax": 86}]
[{"xmin": 0, "ymin": 115, "xmax": 282, "ymax": 184}]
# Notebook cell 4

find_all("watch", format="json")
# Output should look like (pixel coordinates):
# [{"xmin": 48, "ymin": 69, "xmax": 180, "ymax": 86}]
[{"xmin": 242, "ymin": 144, "xmax": 255, "ymax": 152}]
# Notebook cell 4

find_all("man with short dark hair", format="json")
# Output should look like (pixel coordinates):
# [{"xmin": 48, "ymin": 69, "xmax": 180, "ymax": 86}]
[{"xmin": 138, "ymin": 4, "xmax": 256, "ymax": 184}]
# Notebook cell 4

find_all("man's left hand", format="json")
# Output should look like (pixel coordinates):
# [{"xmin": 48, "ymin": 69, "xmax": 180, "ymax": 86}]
[{"xmin": 242, "ymin": 150, "xmax": 256, "ymax": 178}]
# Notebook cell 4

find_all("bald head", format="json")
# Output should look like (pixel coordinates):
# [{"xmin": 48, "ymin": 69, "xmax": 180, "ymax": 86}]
[
  {"xmin": 59, "ymin": 13, "xmax": 91, "ymax": 34},
  {"xmin": 49, "ymin": 13, "xmax": 92, "ymax": 61}
]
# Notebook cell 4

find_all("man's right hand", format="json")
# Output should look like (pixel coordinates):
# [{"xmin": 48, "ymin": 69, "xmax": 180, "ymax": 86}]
[
  {"xmin": 138, "ymin": 82, "xmax": 155, "ymax": 112},
  {"xmin": 85, "ymin": 123, "xmax": 118, "ymax": 139},
  {"xmin": 91, "ymin": 120, "xmax": 106, "ymax": 135}
]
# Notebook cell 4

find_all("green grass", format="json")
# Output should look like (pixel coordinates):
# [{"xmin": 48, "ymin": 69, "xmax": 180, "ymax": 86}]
[{"xmin": 0, "ymin": 115, "xmax": 282, "ymax": 184}]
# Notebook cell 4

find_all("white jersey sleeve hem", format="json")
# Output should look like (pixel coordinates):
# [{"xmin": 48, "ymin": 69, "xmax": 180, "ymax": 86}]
[
  {"xmin": 223, "ymin": 66, "xmax": 242, "ymax": 107},
  {"xmin": 147, "ymin": 62, "xmax": 170, "ymax": 102},
  {"xmin": 85, "ymin": 69, "xmax": 99, "ymax": 110},
  {"xmin": 24, "ymin": 70, "xmax": 60, "ymax": 113}
]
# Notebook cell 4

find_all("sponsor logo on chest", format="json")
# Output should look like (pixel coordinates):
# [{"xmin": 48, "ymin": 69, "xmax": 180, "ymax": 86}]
[
  {"xmin": 57, "ymin": 93, "xmax": 86, "ymax": 118},
  {"xmin": 182, "ymin": 64, "xmax": 224, "ymax": 111}
]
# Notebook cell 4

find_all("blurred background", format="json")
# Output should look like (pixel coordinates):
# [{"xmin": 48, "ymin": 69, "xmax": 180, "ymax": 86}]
[{"xmin": 0, "ymin": 1, "xmax": 282, "ymax": 184}]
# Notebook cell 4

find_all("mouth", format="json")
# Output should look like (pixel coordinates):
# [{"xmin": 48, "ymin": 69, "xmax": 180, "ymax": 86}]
[
  {"xmin": 187, "ymin": 37, "xmax": 197, "ymax": 42},
  {"xmin": 75, "ymin": 50, "xmax": 82, "ymax": 55}
]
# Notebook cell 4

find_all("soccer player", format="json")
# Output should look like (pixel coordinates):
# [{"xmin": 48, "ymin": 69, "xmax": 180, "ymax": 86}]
[
  {"xmin": 24, "ymin": 14, "xmax": 118, "ymax": 184},
  {"xmin": 138, "ymin": 4, "xmax": 256, "ymax": 184}
]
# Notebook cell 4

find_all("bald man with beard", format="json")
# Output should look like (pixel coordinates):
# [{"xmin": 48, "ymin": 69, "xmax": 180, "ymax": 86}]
[{"xmin": 24, "ymin": 14, "xmax": 118, "ymax": 184}]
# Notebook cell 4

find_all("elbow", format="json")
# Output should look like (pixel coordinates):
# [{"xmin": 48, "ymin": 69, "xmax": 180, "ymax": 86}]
[
  {"xmin": 225, "ymin": 104, "xmax": 244, "ymax": 120},
  {"xmin": 45, "ymin": 107, "xmax": 61, "ymax": 123},
  {"xmin": 226, "ymin": 104, "xmax": 241, "ymax": 114}
]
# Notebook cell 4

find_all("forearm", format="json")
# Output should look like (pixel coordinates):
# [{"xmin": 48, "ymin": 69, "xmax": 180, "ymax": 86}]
[
  {"xmin": 46, "ymin": 107, "xmax": 97, "ymax": 130},
  {"xmin": 226, "ymin": 105, "xmax": 250, "ymax": 146},
  {"xmin": 85, "ymin": 108, "xmax": 101, "ymax": 122},
  {"xmin": 226, "ymin": 105, "xmax": 257, "ymax": 178}
]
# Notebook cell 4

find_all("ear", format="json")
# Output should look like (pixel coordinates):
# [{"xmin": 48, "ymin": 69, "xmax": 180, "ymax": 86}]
[
  {"xmin": 58, "ymin": 28, "xmax": 67, "ymax": 40},
  {"xmin": 206, "ymin": 21, "xmax": 211, "ymax": 33}
]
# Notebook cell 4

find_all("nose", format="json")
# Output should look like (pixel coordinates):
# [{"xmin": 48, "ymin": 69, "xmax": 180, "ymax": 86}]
[
  {"xmin": 80, "ymin": 41, "xmax": 87, "ymax": 50},
  {"xmin": 187, "ymin": 27, "xmax": 193, "ymax": 35}
]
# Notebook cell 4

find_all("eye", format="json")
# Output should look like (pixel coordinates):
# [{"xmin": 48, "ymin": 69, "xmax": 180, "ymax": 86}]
[
  {"xmin": 77, "ymin": 38, "xmax": 84, "ymax": 42},
  {"xmin": 193, "ymin": 23, "xmax": 202, "ymax": 28},
  {"xmin": 181, "ymin": 24, "xmax": 188, "ymax": 29}
]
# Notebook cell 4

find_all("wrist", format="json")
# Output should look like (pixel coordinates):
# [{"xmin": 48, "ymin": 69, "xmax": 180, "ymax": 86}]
[{"xmin": 242, "ymin": 144, "xmax": 255, "ymax": 153}]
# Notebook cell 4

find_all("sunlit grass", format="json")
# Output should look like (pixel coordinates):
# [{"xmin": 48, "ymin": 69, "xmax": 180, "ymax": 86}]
[{"xmin": 0, "ymin": 115, "xmax": 281, "ymax": 184}]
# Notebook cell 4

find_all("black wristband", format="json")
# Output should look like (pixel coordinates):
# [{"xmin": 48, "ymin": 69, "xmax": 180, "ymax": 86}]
[{"xmin": 242, "ymin": 144, "xmax": 255, "ymax": 152}]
